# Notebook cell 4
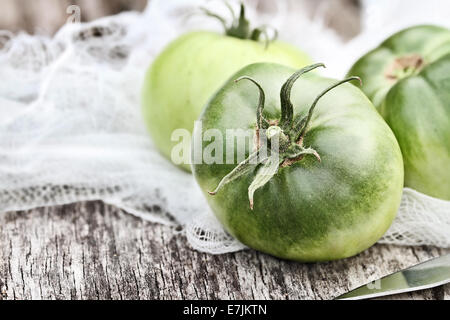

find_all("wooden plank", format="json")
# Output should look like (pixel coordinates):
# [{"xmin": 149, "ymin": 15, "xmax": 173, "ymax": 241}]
[{"xmin": 0, "ymin": 201, "xmax": 448, "ymax": 300}]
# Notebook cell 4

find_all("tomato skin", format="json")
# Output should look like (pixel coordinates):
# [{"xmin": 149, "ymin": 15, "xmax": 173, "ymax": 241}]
[
  {"xmin": 192, "ymin": 63, "xmax": 404, "ymax": 262},
  {"xmin": 348, "ymin": 25, "xmax": 450, "ymax": 200},
  {"xmin": 142, "ymin": 31, "xmax": 311, "ymax": 171}
]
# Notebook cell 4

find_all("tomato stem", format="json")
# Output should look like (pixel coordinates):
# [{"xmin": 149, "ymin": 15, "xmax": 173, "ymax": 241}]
[
  {"xmin": 235, "ymin": 76, "xmax": 269, "ymax": 130},
  {"xmin": 296, "ymin": 76, "xmax": 362, "ymax": 142},
  {"xmin": 250, "ymin": 26, "xmax": 278, "ymax": 49},
  {"xmin": 200, "ymin": 2, "xmax": 278, "ymax": 46},
  {"xmin": 209, "ymin": 66, "xmax": 361, "ymax": 210},
  {"xmin": 279, "ymin": 63, "xmax": 325, "ymax": 131},
  {"xmin": 208, "ymin": 151, "xmax": 262, "ymax": 196},
  {"xmin": 199, "ymin": 7, "xmax": 229, "ymax": 31},
  {"xmin": 248, "ymin": 153, "xmax": 280, "ymax": 209}
]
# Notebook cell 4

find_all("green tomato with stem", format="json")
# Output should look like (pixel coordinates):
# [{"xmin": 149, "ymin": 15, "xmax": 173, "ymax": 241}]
[
  {"xmin": 348, "ymin": 25, "xmax": 450, "ymax": 200},
  {"xmin": 192, "ymin": 63, "xmax": 404, "ymax": 262},
  {"xmin": 142, "ymin": 4, "xmax": 311, "ymax": 171}
]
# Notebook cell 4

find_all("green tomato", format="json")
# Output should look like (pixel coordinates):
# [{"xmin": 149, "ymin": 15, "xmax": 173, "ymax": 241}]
[
  {"xmin": 142, "ymin": 31, "xmax": 310, "ymax": 171},
  {"xmin": 192, "ymin": 63, "xmax": 404, "ymax": 262},
  {"xmin": 348, "ymin": 25, "xmax": 450, "ymax": 200}
]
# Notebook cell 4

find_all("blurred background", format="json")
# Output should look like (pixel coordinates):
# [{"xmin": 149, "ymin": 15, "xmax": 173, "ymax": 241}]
[{"xmin": 0, "ymin": 0, "xmax": 361, "ymax": 40}]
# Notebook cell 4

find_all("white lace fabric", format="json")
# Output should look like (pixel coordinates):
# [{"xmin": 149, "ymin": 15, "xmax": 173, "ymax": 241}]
[{"xmin": 0, "ymin": 0, "xmax": 449, "ymax": 254}]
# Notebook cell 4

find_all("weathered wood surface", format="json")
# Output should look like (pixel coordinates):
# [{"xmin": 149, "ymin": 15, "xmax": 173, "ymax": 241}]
[{"xmin": 0, "ymin": 201, "xmax": 449, "ymax": 300}]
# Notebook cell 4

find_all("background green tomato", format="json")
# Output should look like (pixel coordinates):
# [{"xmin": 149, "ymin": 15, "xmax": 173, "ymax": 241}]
[
  {"xmin": 142, "ymin": 31, "xmax": 311, "ymax": 171},
  {"xmin": 192, "ymin": 63, "xmax": 404, "ymax": 262},
  {"xmin": 348, "ymin": 25, "xmax": 450, "ymax": 200}
]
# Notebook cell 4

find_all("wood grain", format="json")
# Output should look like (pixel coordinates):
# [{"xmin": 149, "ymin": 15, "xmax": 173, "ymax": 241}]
[{"xmin": 0, "ymin": 201, "xmax": 448, "ymax": 300}]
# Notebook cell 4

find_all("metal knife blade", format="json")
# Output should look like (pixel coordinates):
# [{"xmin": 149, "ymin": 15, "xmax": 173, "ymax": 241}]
[{"xmin": 335, "ymin": 254, "xmax": 450, "ymax": 300}]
